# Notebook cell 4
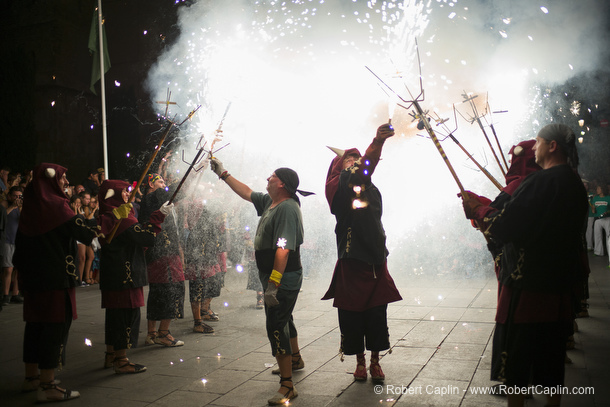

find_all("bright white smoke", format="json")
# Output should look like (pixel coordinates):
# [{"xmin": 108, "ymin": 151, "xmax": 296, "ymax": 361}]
[{"xmin": 146, "ymin": 0, "xmax": 609, "ymax": 279}]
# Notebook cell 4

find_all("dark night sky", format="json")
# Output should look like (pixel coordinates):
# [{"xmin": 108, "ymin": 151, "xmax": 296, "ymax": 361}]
[{"xmin": 0, "ymin": 0, "xmax": 184, "ymax": 182}]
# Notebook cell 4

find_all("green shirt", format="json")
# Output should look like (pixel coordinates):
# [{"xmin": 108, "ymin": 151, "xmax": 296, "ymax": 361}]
[
  {"xmin": 591, "ymin": 195, "xmax": 610, "ymax": 217},
  {"xmin": 251, "ymin": 192, "xmax": 304, "ymax": 290}
]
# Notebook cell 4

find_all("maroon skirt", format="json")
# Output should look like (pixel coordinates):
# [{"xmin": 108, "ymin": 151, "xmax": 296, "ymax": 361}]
[
  {"xmin": 23, "ymin": 288, "xmax": 77, "ymax": 323},
  {"xmin": 101, "ymin": 287, "xmax": 145, "ymax": 309},
  {"xmin": 322, "ymin": 258, "xmax": 402, "ymax": 312}
]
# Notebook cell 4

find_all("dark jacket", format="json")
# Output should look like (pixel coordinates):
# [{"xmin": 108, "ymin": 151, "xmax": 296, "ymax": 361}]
[{"xmin": 15, "ymin": 215, "xmax": 95, "ymax": 291}]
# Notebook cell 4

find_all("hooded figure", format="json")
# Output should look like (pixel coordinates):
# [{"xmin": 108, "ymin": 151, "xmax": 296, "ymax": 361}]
[
  {"xmin": 19, "ymin": 163, "xmax": 75, "ymax": 237},
  {"xmin": 503, "ymin": 139, "xmax": 541, "ymax": 196},
  {"xmin": 322, "ymin": 123, "xmax": 402, "ymax": 383},
  {"xmin": 137, "ymin": 174, "xmax": 185, "ymax": 348},
  {"xmin": 15, "ymin": 163, "xmax": 96, "ymax": 402},
  {"xmin": 98, "ymin": 180, "xmax": 138, "ymax": 244},
  {"xmin": 461, "ymin": 124, "xmax": 588, "ymax": 405},
  {"xmin": 97, "ymin": 179, "xmax": 167, "ymax": 374}
]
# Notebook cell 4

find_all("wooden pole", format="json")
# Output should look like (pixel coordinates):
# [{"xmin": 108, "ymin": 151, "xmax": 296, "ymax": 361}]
[
  {"xmin": 447, "ymin": 134, "xmax": 503, "ymax": 191},
  {"xmin": 105, "ymin": 121, "xmax": 176, "ymax": 243},
  {"xmin": 413, "ymin": 100, "xmax": 466, "ymax": 193}
]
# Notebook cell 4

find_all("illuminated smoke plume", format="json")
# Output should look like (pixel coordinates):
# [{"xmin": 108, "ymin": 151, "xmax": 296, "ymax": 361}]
[{"xmin": 146, "ymin": 0, "xmax": 609, "ymax": 279}]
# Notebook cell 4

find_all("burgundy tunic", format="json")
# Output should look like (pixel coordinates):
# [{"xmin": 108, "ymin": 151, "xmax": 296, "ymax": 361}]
[
  {"xmin": 101, "ymin": 287, "xmax": 145, "ymax": 309},
  {"xmin": 17, "ymin": 163, "xmax": 97, "ymax": 323},
  {"xmin": 323, "ymin": 259, "xmax": 402, "ymax": 312},
  {"xmin": 23, "ymin": 289, "xmax": 77, "ymax": 323},
  {"xmin": 147, "ymin": 254, "xmax": 186, "ymax": 284},
  {"xmin": 323, "ymin": 136, "xmax": 402, "ymax": 310}
]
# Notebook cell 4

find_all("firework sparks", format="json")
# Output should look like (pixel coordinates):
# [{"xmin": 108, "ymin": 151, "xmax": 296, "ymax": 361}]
[{"xmin": 143, "ymin": 0, "xmax": 608, "ymax": 281}]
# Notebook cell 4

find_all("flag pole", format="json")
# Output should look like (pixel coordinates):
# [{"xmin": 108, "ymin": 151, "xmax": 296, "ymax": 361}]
[{"xmin": 97, "ymin": 0, "xmax": 109, "ymax": 178}]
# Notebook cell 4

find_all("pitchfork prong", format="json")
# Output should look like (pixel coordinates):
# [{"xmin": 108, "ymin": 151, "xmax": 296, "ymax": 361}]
[{"xmin": 180, "ymin": 150, "xmax": 190, "ymax": 165}]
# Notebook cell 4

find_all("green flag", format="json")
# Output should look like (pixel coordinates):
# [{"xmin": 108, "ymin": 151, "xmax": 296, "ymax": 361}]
[{"xmin": 88, "ymin": 9, "xmax": 111, "ymax": 95}]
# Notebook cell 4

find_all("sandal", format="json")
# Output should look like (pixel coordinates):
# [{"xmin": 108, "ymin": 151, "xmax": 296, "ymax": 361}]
[
  {"xmin": 144, "ymin": 331, "xmax": 157, "ymax": 346},
  {"xmin": 22, "ymin": 377, "xmax": 60, "ymax": 393},
  {"xmin": 353, "ymin": 353, "xmax": 367, "ymax": 381},
  {"xmin": 271, "ymin": 352, "xmax": 304, "ymax": 374},
  {"xmin": 256, "ymin": 293, "xmax": 264, "ymax": 309},
  {"xmin": 113, "ymin": 356, "xmax": 147, "ymax": 374},
  {"xmin": 23, "ymin": 376, "xmax": 41, "ymax": 393},
  {"xmin": 37, "ymin": 381, "xmax": 80, "ymax": 403},
  {"xmin": 202, "ymin": 309, "xmax": 219, "ymax": 321},
  {"xmin": 193, "ymin": 319, "xmax": 215, "ymax": 334},
  {"xmin": 268, "ymin": 376, "xmax": 298, "ymax": 405},
  {"xmin": 104, "ymin": 351, "xmax": 115, "ymax": 369},
  {"xmin": 369, "ymin": 354, "xmax": 385, "ymax": 382},
  {"xmin": 154, "ymin": 330, "xmax": 185, "ymax": 347}
]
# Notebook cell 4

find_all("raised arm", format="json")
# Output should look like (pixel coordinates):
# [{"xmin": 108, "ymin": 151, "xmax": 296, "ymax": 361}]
[
  {"xmin": 210, "ymin": 158, "xmax": 253, "ymax": 202},
  {"xmin": 354, "ymin": 123, "xmax": 395, "ymax": 180}
]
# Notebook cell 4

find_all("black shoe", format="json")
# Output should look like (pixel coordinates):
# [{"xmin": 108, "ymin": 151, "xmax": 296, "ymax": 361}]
[
  {"xmin": 2, "ymin": 295, "xmax": 10, "ymax": 306},
  {"xmin": 10, "ymin": 295, "xmax": 24, "ymax": 304}
]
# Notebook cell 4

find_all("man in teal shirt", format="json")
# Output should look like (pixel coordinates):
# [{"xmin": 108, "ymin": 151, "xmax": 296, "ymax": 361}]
[
  {"xmin": 211, "ymin": 158, "xmax": 310, "ymax": 406},
  {"xmin": 592, "ymin": 185, "xmax": 610, "ymax": 258}
]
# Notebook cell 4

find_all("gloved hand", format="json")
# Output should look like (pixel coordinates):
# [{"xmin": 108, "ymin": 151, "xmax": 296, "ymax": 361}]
[
  {"xmin": 462, "ymin": 197, "xmax": 484, "ymax": 220},
  {"xmin": 159, "ymin": 201, "xmax": 174, "ymax": 216},
  {"xmin": 375, "ymin": 123, "xmax": 395, "ymax": 141},
  {"xmin": 112, "ymin": 203, "xmax": 133, "ymax": 220},
  {"xmin": 210, "ymin": 158, "xmax": 226, "ymax": 178},
  {"xmin": 458, "ymin": 191, "xmax": 492, "ymax": 206},
  {"xmin": 459, "ymin": 191, "xmax": 487, "ymax": 220},
  {"xmin": 264, "ymin": 281, "xmax": 280, "ymax": 307}
]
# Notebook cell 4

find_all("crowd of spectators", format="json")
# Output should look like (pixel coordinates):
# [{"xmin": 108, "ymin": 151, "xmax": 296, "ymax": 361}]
[{"xmin": 0, "ymin": 165, "xmax": 107, "ymax": 312}]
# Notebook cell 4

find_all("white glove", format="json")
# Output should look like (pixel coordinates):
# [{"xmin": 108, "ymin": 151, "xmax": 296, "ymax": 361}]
[
  {"xmin": 210, "ymin": 158, "xmax": 226, "ymax": 178},
  {"xmin": 264, "ymin": 281, "xmax": 280, "ymax": 307},
  {"xmin": 159, "ymin": 201, "xmax": 174, "ymax": 216}
]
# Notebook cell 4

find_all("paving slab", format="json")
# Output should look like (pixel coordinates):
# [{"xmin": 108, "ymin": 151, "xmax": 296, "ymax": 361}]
[{"xmin": 0, "ymin": 252, "xmax": 608, "ymax": 406}]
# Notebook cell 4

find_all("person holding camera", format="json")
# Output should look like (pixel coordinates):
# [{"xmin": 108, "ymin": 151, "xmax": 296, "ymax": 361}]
[{"xmin": 1, "ymin": 186, "xmax": 24, "ymax": 305}]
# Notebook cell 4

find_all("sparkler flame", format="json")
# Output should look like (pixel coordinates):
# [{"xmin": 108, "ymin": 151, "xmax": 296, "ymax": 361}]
[{"xmin": 142, "ymin": 0, "xmax": 607, "ymax": 282}]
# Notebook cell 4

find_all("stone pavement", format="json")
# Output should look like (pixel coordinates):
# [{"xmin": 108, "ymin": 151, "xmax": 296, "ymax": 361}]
[{"xmin": 1, "ymin": 253, "xmax": 609, "ymax": 407}]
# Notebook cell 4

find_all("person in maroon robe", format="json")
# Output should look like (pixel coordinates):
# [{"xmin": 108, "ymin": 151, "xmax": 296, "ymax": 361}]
[
  {"xmin": 15, "ymin": 163, "xmax": 97, "ymax": 402},
  {"xmin": 461, "ymin": 140, "xmax": 543, "ymax": 393},
  {"xmin": 98, "ymin": 180, "xmax": 169, "ymax": 374},
  {"xmin": 322, "ymin": 123, "xmax": 402, "ymax": 383},
  {"xmin": 462, "ymin": 124, "xmax": 588, "ymax": 407}
]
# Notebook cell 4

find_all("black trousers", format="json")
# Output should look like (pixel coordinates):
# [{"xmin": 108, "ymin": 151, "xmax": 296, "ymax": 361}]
[
  {"xmin": 338, "ymin": 304, "xmax": 390, "ymax": 355},
  {"xmin": 147, "ymin": 282, "xmax": 185, "ymax": 320},
  {"xmin": 23, "ymin": 293, "xmax": 72, "ymax": 369},
  {"xmin": 265, "ymin": 288, "xmax": 299, "ymax": 356},
  {"xmin": 498, "ymin": 320, "xmax": 569, "ymax": 388},
  {"xmin": 105, "ymin": 308, "xmax": 141, "ymax": 350}
]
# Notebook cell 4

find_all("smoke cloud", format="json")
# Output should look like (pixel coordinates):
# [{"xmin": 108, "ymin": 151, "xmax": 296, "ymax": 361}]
[{"xmin": 146, "ymin": 0, "xmax": 609, "ymax": 280}]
